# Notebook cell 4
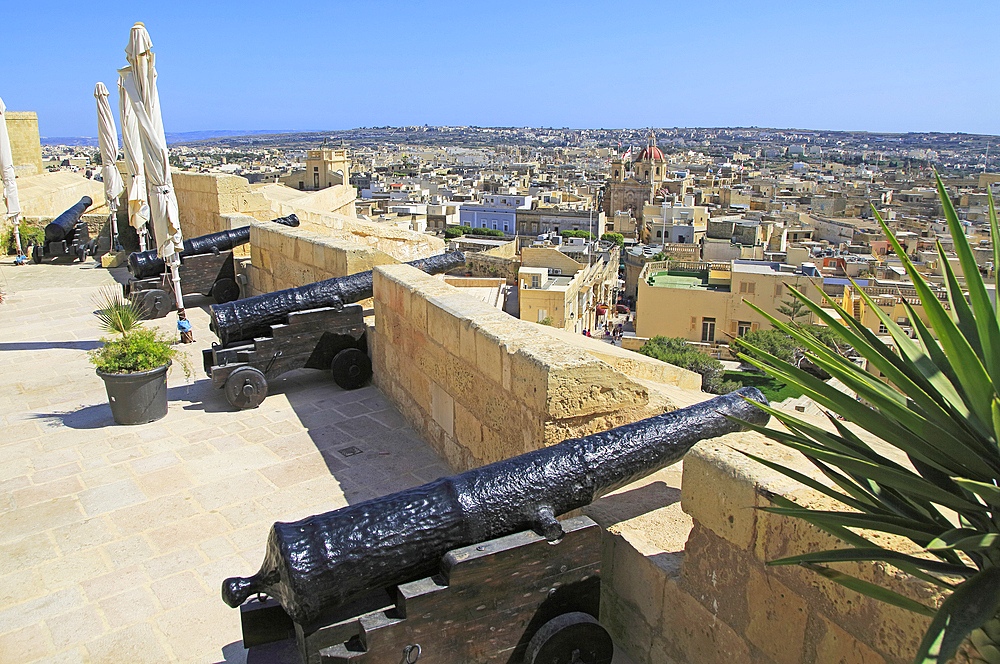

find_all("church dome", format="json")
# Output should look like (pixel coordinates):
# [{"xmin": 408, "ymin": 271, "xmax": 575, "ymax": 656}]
[{"xmin": 635, "ymin": 145, "xmax": 664, "ymax": 162}]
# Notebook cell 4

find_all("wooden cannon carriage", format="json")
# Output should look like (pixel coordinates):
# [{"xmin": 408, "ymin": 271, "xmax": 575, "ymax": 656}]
[
  {"xmin": 204, "ymin": 252, "xmax": 466, "ymax": 409},
  {"xmin": 203, "ymin": 303, "xmax": 371, "ymax": 410},
  {"xmin": 126, "ymin": 249, "xmax": 241, "ymax": 319},
  {"xmin": 239, "ymin": 516, "xmax": 613, "ymax": 664}
]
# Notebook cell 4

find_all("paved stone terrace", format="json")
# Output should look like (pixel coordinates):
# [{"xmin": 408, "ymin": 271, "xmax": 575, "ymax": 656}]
[{"xmin": 0, "ymin": 261, "xmax": 451, "ymax": 663}]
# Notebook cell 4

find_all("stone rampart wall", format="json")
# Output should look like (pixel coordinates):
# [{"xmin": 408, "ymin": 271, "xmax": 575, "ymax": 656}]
[
  {"xmin": 597, "ymin": 428, "xmax": 943, "ymax": 664},
  {"xmin": 5, "ymin": 111, "xmax": 43, "ymax": 176},
  {"xmin": 247, "ymin": 220, "xmax": 399, "ymax": 295},
  {"xmin": 370, "ymin": 264, "xmax": 697, "ymax": 471}
]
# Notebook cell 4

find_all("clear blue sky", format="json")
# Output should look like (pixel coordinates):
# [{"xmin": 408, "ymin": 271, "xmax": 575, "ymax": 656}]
[{"xmin": 6, "ymin": 0, "xmax": 998, "ymax": 137}]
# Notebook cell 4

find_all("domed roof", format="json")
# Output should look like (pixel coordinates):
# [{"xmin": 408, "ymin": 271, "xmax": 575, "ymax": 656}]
[{"xmin": 635, "ymin": 145, "xmax": 664, "ymax": 162}]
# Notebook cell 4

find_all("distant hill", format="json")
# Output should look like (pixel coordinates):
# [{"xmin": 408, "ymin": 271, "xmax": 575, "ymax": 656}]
[
  {"xmin": 41, "ymin": 129, "xmax": 301, "ymax": 147},
  {"xmin": 40, "ymin": 136, "xmax": 99, "ymax": 147}
]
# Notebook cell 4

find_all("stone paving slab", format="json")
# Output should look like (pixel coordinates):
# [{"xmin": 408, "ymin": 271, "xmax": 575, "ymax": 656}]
[{"xmin": 0, "ymin": 261, "xmax": 451, "ymax": 664}]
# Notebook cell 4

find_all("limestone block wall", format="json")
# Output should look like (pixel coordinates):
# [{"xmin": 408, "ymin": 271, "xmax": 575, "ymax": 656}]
[
  {"xmin": 468, "ymin": 251, "xmax": 520, "ymax": 283},
  {"xmin": 172, "ymin": 171, "xmax": 274, "ymax": 241},
  {"xmin": 372, "ymin": 264, "xmax": 690, "ymax": 472},
  {"xmin": 5, "ymin": 111, "xmax": 43, "ymax": 176},
  {"xmin": 247, "ymin": 220, "xmax": 399, "ymax": 295},
  {"xmin": 599, "ymin": 428, "xmax": 944, "ymax": 664}
]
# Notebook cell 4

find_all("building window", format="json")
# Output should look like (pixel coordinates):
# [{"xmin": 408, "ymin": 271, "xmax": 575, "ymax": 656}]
[
  {"xmin": 537, "ymin": 308, "xmax": 547, "ymax": 322},
  {"xmin": 739, "ymin": 281, "xmax": 756, "ymax": 295},
  {"xmin": 702, "ymin": 317, "xmax": 716, "ymax": 343},
  {"xmin": 775, "ymin": 283, "xmax": 783, "ymax": 297},
  {"xmin": 878, "ymin": 322, "xmax": 888, "ymax": 334},
  {"xmin": 531, "ymin": 275, "xmax": 540, "ymax": 288},
  {"xmin": 738, "ymin": 321, "xmax": 752, "ymax": 337},
  {"xmin": 614, "ymin": 169, "xmax": 619, "ymax": 178}
]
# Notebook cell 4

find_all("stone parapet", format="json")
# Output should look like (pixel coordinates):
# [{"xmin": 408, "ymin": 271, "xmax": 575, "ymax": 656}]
[
  {"xmin": 593, "ymin": 420, "xmax": 946, "ymax": 664},
  {"xmin": 372, "ymin": 264, "xmax": 680, "ymax": 472},
  {"xmin": 247, "ymin": 220, "xmax": 398, "ymax": 295}
]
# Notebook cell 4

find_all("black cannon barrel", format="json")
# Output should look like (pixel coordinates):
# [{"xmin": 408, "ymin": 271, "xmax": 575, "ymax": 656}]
[
  {"xmin": 222, "ymin": 388, "xmax": 769, "ymax": 624},
  {"xmin": 209, "ymin": 251, "xmax": 466, "ymax": 347},
  {"xmin": 127, "ymin": 214, "xmax": 299, "ymax": 279},
  {"xmin": 44, "ymin": 196, "xmax": 92, "ymax": 243}
]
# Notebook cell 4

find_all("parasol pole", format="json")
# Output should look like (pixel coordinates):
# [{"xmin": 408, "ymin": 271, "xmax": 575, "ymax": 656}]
[
  {"xmin": 11, "ymin": 212, "xmax": 23, "ymax": 257},
  {"xmin": 166, "ymin": 254, "xmax": 192, "ymax": 343}
]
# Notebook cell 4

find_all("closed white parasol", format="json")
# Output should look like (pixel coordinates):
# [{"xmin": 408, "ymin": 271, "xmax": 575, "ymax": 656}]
[
  {"xmin": 94, "ymin": 82, "xmax": 125, "ymax": 252},
  {"xmin": 117, "ymin": 70, "xmax": 150, "ymax": 250},
  {"xmin": 0, "ymin": 96, "xmax": 24, "ymax": 259},
  {"xmin": 120, "ymin": 22, "xmax": 193, "ymax": 342}
]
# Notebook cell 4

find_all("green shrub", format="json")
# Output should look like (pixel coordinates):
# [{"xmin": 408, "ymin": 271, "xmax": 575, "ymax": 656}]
[
  {"xmin": 3, "ymin": 221, "xmax": 43, "ymax": 254},
  {"xmin": 89, "ymin": 328, "xmax": 178, "ymax": 374},
  {"xmin": 87, "ymin": 285, "xmax": 188, "ymax": 376},
  {"xmin": 560, "ymin": 229, "xmax": 594, "ymax": 239},
  {"xmin": 601, "ymin": 232, "xmax": 624, "ymax": 247},
  {"xmin": 638, "ymin": 336, "xmax": 740, "ymax": 395}
]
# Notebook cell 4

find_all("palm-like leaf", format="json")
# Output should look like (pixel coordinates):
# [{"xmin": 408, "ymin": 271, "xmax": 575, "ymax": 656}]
[
  {"xmin": 740, "ymin": 174, "xmax": 1000, "ymax": 664},
  {"xmin": 93, "ymin": 284, "xmax": 144, "ymax": 337}
]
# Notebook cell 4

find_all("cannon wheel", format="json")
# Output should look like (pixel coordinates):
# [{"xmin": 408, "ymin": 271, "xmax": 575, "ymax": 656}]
[
  {"xmin": 212, "ymin": 278, "xmax": 240, "ymax": 304},
  {"xmin": 330, "ymin": 348, "xmax": 372, "ymax": 390},
  {"xmin": 31, "ymin": 246, "xmax": 43, "ymax": 264},
  {"xmin": 224, "ymin": 366, "xmax": 268, "ymax": 410},
  {"xmin": 141, "ymin": 289, "xmax": 173, "ymax": 319},
  {"xmin": 76, "ymin": 245, "xmax": 87, "ymax": 262},
  {"xmin": 525, "ymin": 612, "xmax": 613, "ymax": 664}
]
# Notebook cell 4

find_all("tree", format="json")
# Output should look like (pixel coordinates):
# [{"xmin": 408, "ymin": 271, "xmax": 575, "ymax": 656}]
[
  {"xmin": 638, "ymin": 336, "xmax": 741, "ymax": 395},
  {"xmin": 601, "ymin": 232, "xmax": 624, "ymax": 248},
  {"xmin": 775, "ymin": 296, "xmax": 809, "ymax": 325}
]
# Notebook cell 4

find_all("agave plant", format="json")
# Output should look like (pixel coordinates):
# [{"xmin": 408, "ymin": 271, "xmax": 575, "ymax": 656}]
[{"xmin": 735, "ymin": 175, "xmax": 1000, "ymax": 664}]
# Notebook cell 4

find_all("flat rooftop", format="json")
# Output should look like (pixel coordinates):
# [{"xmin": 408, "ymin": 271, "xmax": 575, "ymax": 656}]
[{"xmin": 646, "ymin": 272, "xmax": 708, "ymax": 289}]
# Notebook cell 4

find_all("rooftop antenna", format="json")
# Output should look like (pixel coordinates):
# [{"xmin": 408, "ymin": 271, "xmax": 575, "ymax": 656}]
[{"xmin": 985, "ymin": 140, "xmax": 990, "ymax": 173}]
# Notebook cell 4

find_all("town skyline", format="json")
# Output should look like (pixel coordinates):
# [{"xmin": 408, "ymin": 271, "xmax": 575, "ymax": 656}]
[{"xmin": 7, "ymin": 0, "xmax": 999, "ymax": 137}]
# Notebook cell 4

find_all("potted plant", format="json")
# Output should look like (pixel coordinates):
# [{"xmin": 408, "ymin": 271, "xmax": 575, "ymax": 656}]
[{"xmin": 89, "ymin": 285, "xmax": 184, "ymax": 425}]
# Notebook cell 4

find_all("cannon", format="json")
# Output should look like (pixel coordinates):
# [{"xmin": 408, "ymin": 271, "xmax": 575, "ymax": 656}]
[
  {"xmin": 31, "ymin": 196, "xmax": 94, "ymax": 263},
  {"xmin": 203, "ymin": 252, "xmax": 466, "ymax": 409},
  {"xmin": 209, "ymin": 250, "xmax": 466, "ymax": 347},
  {"xmin": 223, "ymin": 388, "xmax": 768, "ymax": 662},
  {"xmin": 127, "ymin": 213, "xmax": 298, "ymax": 280},
  {"xmin": 125, "ymin": 214, "xmax": 299, "ymax": 318}
]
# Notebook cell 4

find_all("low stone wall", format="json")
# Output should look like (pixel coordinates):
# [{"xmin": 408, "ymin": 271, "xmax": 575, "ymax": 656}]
[
  {"xmin": 594, "ymin": 424, "xmax": 943, "ymax": 664},
  {"xmin": 371, "ymin": 264, "xmax": 698, "ymax": 471},
  {"xmin": 247, "ymin": 220, "xmax": 400, "ymax": 295}
]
